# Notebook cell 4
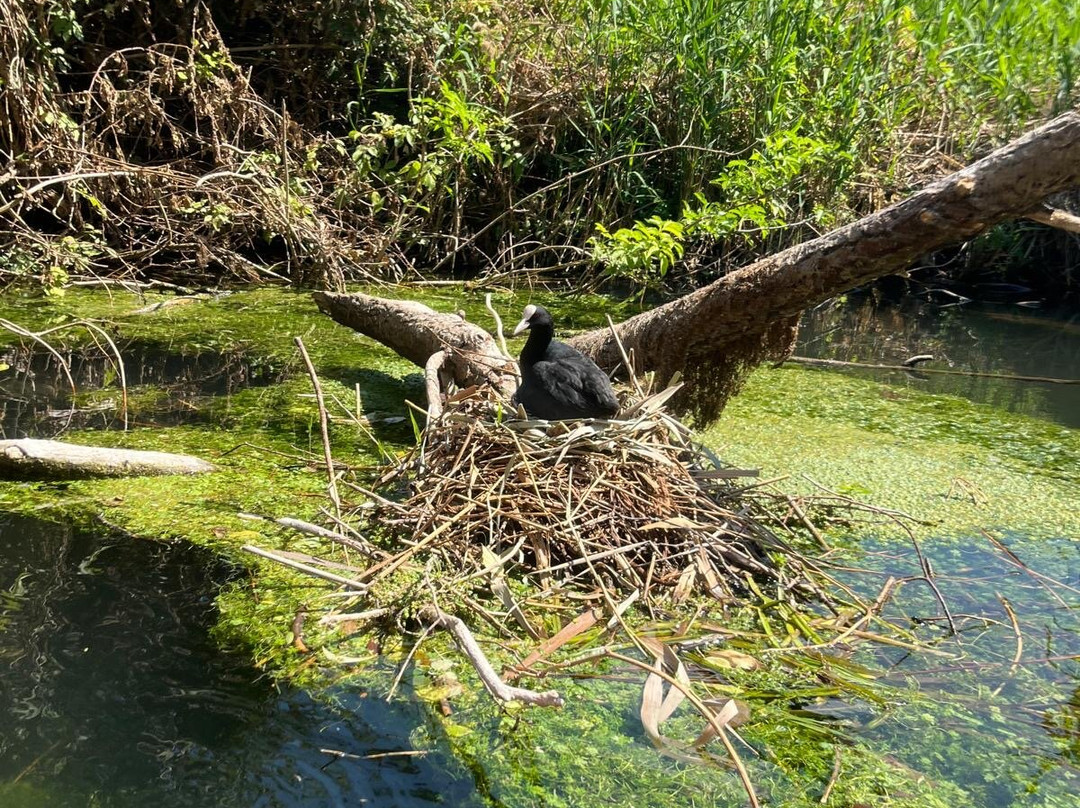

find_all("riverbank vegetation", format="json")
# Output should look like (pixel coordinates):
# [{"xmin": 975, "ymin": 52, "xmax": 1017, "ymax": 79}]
[{"xmin": 2, "ymin": 0, "xmax": 1079, "ymax": 295}]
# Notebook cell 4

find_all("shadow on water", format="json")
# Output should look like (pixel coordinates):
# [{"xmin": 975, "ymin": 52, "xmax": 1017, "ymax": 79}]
[
  {"xmin": 798, "ymin": 296, "xmax": 1080, "ymax": 428},
  {"xmin": 318, "ymin": 364, "xmax": 427, "ymax": 445},
  {"xmin": 0, "ymin": 515, "xmax": 481, "ymax": 808}
]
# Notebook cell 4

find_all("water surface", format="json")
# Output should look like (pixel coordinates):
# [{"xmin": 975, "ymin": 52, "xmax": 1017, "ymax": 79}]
[
  {"xmin": 0, "ymin": 515, "xmax": 478, "ymax": 807},
  {"xmin": 798, "ymin": 296, "xmax": 1080, "ymax": 428}
]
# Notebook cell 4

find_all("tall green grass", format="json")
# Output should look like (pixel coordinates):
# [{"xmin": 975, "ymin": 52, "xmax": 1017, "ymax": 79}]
[
  {"xmin": 387, "ymin": 0, "xmax": 1079, "ymax": 279},
  {"xmin": 556, "ymin": 0, "xmax": 1079, "ymax": 204}
]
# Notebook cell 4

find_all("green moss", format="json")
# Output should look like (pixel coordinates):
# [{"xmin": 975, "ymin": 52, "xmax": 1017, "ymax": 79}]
[{"xmin": 2, "ymin": 288, "xmax": 1078, "ymax": 808}]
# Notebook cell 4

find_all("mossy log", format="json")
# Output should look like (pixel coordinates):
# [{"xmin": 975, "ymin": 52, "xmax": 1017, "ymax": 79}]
[
  {"xmin": 0, "ymin": 439, "xmax": 215, "ymax": 479},
  {"xmin": 314, "ymin": 112, "xmax": 1080, "ymax": 421}
]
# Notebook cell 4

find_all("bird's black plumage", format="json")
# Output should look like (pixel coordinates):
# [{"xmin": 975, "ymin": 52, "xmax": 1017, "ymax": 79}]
[{"xmin": 512, "ymin": 305, "xmax": 619, "ymax": 420}]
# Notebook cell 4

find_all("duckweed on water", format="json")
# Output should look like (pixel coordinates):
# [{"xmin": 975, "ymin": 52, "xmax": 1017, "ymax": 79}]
[
  {"xmin": 2, "ymin": 287, "xmax": 1079, "ymax": 807},
  {"xmin": 706, "ymin": 366, "xmax": 1080, "ymax": 538}
]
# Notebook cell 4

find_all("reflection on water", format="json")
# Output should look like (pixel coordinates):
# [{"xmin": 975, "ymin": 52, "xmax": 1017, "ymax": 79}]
[
  {"xmin": 844, "ymin": 534, "xmax": 1080, "ymax": 805},
  {"xmin": 0, "ymin": 515, "xmax": 479, "ymax": 807},
  {"xmin": 798, "ymin": 296, "xmax": 1080, "ymax": 428},
  {"xmin": 0, "ymin": 342, "xmax": 283, "ymax": 438}
]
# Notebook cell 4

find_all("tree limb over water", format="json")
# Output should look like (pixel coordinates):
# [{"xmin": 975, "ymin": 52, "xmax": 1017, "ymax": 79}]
[{"xmin": 314, "ymin": 113, "xmax": 1080, "ymax": 422}]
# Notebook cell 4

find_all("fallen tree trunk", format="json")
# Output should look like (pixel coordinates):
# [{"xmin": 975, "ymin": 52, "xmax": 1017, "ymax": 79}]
[
  {"xmin": 313, "ymin": 113, "xmax": 1080, "ymax": 421},
  {"xmin": 0, "ymin": 439, "xmax": 215, "ymax": 479},
  {"xmin": 568, "ymin": 111, "xmax": 1080, "ymax": 419},
  {"xmin": 311, "ymin": 292, "xmax": 514, "ymax": 398}
]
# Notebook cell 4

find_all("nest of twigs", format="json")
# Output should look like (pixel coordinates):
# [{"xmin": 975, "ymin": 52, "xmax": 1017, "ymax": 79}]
[{"xmin": 374, "ymin": 384, "xmax": 830, "ymax": 606}]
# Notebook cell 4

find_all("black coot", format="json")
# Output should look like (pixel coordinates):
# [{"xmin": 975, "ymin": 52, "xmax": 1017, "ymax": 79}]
[{"xmin": 512, "ymin": 304, "xmax": 619, "ymax": 420}]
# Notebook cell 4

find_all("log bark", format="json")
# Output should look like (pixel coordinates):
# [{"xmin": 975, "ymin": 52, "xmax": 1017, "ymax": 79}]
[
  {"xmin": 311, "ymin": 291, "xmax": 514, "ymax": 396},
  {"xmin": 568, "ymin": 112, "xmax": 1080, "ymax": 379},
  {"xmin": 311, "ymin": 113, "xmax": 1080, "ymax": 416},
  {"xmin": 0, "ymin": 439, "xmax": 215, "ymax": 479}
]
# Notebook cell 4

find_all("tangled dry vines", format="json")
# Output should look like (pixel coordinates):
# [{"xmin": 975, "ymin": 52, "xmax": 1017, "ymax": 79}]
[{"xmin": 1, "ymin": 3, "xmax": 389, "ymax": 288}]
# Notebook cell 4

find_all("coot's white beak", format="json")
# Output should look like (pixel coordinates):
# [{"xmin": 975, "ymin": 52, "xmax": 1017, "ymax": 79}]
[{"xmin": 512, "ymin": 318, "xmax": 531, "ymax": 336}]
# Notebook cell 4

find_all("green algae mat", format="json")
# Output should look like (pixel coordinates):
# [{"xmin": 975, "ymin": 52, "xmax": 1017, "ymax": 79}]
[{"xmin": 1, "ymin": 287, "xmax": 1078, "ymax": 808}]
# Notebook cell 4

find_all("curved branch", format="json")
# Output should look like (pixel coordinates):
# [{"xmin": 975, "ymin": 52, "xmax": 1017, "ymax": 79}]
[{"xmin": 419, "ymin": 605, "xmax": 565, "ymax": 708}]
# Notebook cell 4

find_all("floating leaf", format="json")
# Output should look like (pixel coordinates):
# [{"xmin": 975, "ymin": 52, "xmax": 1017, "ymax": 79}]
[{"xmin": 702, "ymin": 649, "xmax": 762, "ymax": 671}]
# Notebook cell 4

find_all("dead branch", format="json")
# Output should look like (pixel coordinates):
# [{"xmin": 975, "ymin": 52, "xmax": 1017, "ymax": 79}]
[
  {"xmin": 1024, "ymin": 205, "xmax": 1080, "ymax": 234},
  {"xmin": 787, "ymin": 356, "xmax": 1080, "ymax": 384},
  {"xmin": 295, "ymin": 336, "xmax": 341, "ymax": 515},
  {"xmin": 0, "ymin": 439, "xmax": 214, "ymax": 479},
  {"xmin": 236, "ymin": 513, "xmax": 384, "ymax": 559},
  {"xmin": 419, "ymin": 605, "xmax": 565, "ymax": 707},
  {"xmin": 241, "ymin": 544, "xmax": 368, "ymax": 591}
]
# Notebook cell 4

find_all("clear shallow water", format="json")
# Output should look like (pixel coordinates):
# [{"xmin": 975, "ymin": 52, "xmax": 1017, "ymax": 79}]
[
  {"xmin": 0, "ymin": 288, "xmax": 1077, "ymax": 807},
  {"xmin": 797, "ymin": 296, "xmax": 1080, "ymax": 428},
  {"xmin": 0, "ymin": 342, "xmax": 283, "ymax": 437},
  {"xmin": 0, "ymin": 515, "xmax": 479, "ymax": 808},
  {"xmin": 836, "ymin": 533, "xmax": 1080, "ymax": 806}
]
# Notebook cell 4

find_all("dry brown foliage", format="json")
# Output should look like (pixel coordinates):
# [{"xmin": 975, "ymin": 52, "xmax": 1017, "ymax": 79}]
[
  {"xmin": 1, "ymin": 2, "xmax": 389, "ymax": 288},
  {"xmin": 370, "ymin": 384, "xmax": 831, "ymax": 606}
]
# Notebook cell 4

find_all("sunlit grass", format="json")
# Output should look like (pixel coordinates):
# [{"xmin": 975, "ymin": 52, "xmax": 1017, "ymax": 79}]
[{"xmin": 412, "ymin": 0, "xmax": 1080, "ymax": 268}]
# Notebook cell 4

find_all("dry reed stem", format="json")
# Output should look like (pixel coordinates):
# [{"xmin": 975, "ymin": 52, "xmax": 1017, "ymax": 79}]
[
  {"xmin": 361, "ymin": 384, "xmax": 843, "ymax": 608},
  {"xmin": 295, "ymin": 337, "xmax": 341, "ymax": 517}
]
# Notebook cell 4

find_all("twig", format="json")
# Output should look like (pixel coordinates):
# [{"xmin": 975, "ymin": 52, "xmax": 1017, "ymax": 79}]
[
  {"xmin": 419, "ymin": 605, "xmax": 564, "ymax": 707},
  {"xmin": 989, "ymin": 596, "xmax": 1023, "ymax": 698},
  {"xmin": 820, "ymin": 747, "xmax": 842, "ymax": 804},
  {"xmin": 294, "ymin": 337, "xmax": 341, "ymax": 516},
  {"xmin": 320, "ymin": 748, "xmax": 427, "ymax": 762},
  {"xmin": 0, "ymin": 318, "xmax": 78, "ymax": 431},
  {"xmin": 785, "ymin": 495, "xmax": 828, "ymax": 551},
  {"xmin": 319, "ymin": 608, "xmax": 390, "ymax": 625},
  {"xmin": 606, "ymin": 314, "xmax": 644, "ymax": 398},
  {"xmin": 241, "ymin": 544, "xmax": 367, "ymax": 591},
  {"xmin": 485, "ymin": 293, "xmax": 514, "ymax": 364},
  {"xmin": 1024, "ymin": 205, "xmax": 1080, "ymax": 234},
  {"xmin": 981, "ymin": 529, "xmax": 1080, "ymax": 603},
  {"xmin": 901, "ymin": 524, "xmax": 958, "ymax": 637},
  {"xmin": 786, "ymin": 356, "xmax": 1080, "ymax": 385},
  {"xmin": 425, "ymin": 350, "xmax": 447, "ymax": 420},
  {"xmin": 387, "ymin": 622, "xmax": 435, "ymax": 702},
  {"xmin": 0, "ymin": 170, "xmax": 136, "ymax": 215},
  {"xmin": 264, "ymin": 514, "xmax": 381, "ymax": 559}
]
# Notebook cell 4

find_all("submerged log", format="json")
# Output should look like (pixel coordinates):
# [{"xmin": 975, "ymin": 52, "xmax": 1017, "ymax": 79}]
[
  {"xmin": 0, "ymin": 439, "xmax": 215, "ymax": 479},
  {"xmin": 313, "ymin": 113, "xmax": 1080, "ymax": 420}
]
